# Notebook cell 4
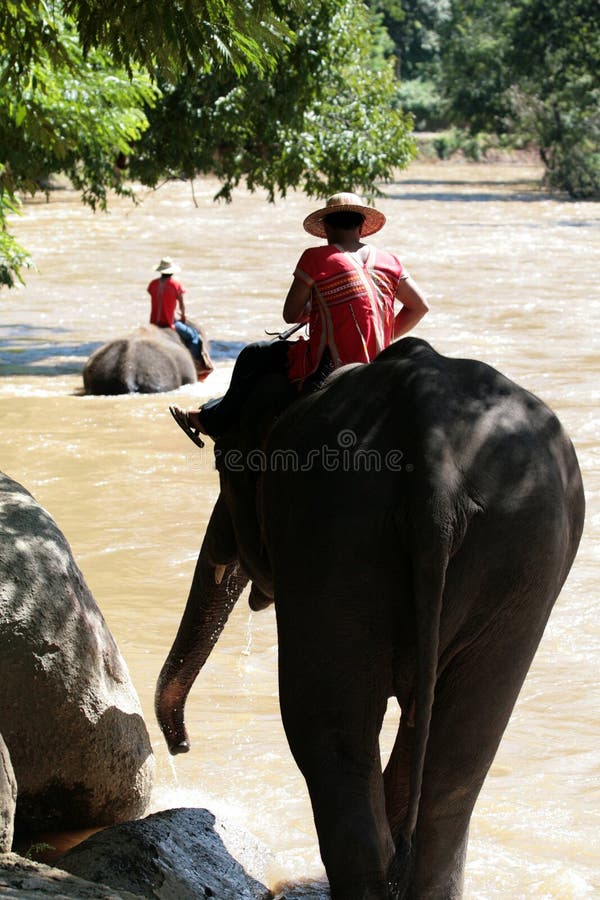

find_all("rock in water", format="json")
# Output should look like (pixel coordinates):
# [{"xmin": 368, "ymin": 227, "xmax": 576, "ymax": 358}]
[
  {"xmin": 0, "ymin": 734, "xmax": 16, "ymax": 851},
  {"xmin": 0, "ymin": 472, "xmax": 154, "ymax": 832},
  {"xmin": 57, "ymin": 808, "xmax": 272, "ymax": 900},
  {"xmin": 0, "ymin": 853, "xmax": 144, "ymax": 898}
]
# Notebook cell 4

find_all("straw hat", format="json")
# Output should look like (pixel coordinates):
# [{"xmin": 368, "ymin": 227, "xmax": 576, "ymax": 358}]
[
  {"xmin": 155, "ymin": 257, "xmax": 179, "ymax": 275},
  {"xmin": 303, "ymin": 192, "xmax": 386, "ymax": 238}
]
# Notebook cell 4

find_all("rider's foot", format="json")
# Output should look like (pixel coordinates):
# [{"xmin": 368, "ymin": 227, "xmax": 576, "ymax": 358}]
[
  {"xmin": 185, "ymin": 408, "xmax": 208, "ymax": 434},
  {"xmin": 169, "ymin": 406, "xmax": 207, "ymax": 449}
]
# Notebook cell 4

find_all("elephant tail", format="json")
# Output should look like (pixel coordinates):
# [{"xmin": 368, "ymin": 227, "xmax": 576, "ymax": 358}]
[{"xmin": 403, "ymin": 530, "xmax": 449, "ymax": 846}]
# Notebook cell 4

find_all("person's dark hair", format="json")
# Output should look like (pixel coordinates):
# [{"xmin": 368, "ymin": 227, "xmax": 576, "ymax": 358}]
[{"xmin": 323, "ymin": 210, "xmax": 365, "ymax": 231}]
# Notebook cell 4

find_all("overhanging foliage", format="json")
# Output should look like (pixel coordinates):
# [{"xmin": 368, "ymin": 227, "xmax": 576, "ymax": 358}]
[
  {"xmin": 131, "ymin": 0, "xmax": 415, "ymax": 201},
  {"xmin": 1, "ymin": 0, "xmax": 415, "ymax": 288}
]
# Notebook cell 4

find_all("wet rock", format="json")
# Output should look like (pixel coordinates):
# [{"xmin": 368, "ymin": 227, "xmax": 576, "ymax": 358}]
[
  {"xmin": 0, "ymin": 473, "xmax": 154, "ymax": 832},
  {"xmin": 0, "ymin": 852, "xmax": 143, "ymax": 898},
  {"xmin": 57, "ymin": 807, "xmax": 272, "ymax": 899},
  {"xmin": 272, "ymin": 883, "xmax": 330, "ymax": 899},
  {"xmin": 0, "ymin": 735, "xmax": 16, "ymax": 852}
]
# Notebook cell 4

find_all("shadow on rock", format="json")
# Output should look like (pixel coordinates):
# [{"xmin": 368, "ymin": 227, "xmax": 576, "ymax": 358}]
[
  {"xmin": 0, "ymin": 472, "xmax": 154, "ymax": 833},
  {"xmin": 57, "ymin": 808, "xmax": 272, "ymax": 899},
  {"xmin": 0, "ymin": 853, "xmax": 143, "ymax": 898}
]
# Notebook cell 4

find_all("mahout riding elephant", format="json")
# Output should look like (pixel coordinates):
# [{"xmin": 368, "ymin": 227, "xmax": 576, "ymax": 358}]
[
  {"xmin": 83, "ymin": 320, "xmax": 213, "ymax": 395},
  {"xmin": 155, "ymin": 338, "xmax": 584, "ymax": 899}
]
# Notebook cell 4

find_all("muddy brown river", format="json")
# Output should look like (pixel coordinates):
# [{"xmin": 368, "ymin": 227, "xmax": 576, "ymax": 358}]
[{"xmin": 1, "ymin": 162, "xmax": 598, "ymax": 897}]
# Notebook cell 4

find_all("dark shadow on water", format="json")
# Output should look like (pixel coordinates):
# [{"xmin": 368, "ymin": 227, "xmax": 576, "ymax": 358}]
[
  {"xmin": 557, "ymin": 219, "xmax": 600, "ymax": 227},
  {"xmin": 0, "ymin": 325, "xmax": 247, "ymax": 377},
  {"xmin": 0, "ymin": 363, "xmax": 87, "ymax": 376},
  {"xmin": 397, "ymin": 177, "xmax": 540, "ymax": 186},
  {"xmin": 386, "ymin": 188, "xmax": 555, "ymax": 203},
  {"xmin": 0, "ymin": 324, "xmax": 72, "ymax": 338},
  {"xmin": 0, "ymin": 324, "xmax": 102, "ymax": 376},
  {"xmin": 209, "ymin": 339, "xmax": 248, "ymax": 360},
  {"xmin": 0, "ymin": 342, "xmax": 103, "ymax": 377},
  {"xmin": 386, "ymin": 177, "xmax": 600, "ymax": 207}
]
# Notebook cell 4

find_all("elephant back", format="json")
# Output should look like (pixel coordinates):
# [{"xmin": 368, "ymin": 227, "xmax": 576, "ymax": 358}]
[{"xmin": 83, "ymin": 325, "xmax": 197, "ymax": 394}]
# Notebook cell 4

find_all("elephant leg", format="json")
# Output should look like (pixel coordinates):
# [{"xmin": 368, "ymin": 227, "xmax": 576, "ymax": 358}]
[
  {"xmin": 283, "ymin": 691, "xmax": 394, "ymax": 899},
  {"xmin": 383, "ymin": 713, "xmax": 414, "ymax": 842},
  {"xmin": 410, "ymin": 611, "xmax": 554, "ymax": 899},
  {"xmin": 276, "ymin": 596, "xmax": 396, "ymax": 899}
]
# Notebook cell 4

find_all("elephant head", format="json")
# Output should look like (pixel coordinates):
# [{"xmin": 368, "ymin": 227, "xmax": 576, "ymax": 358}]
[
  {"xmin": 155, "ymin": 369, "xmax": 293, "ymax": 753},
  {"xmin": 156, "ymin": 338, "xmax": 584, "ymax": 898}
]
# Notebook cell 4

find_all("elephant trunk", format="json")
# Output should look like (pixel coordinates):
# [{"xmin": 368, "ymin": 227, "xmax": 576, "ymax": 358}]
[{"xmin": 155, "ymin": 552, "xmax": 249, "ymax": 754}]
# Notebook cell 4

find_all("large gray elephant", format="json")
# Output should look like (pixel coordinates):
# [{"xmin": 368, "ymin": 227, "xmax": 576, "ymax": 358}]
[
  {"xmin": 83, "ymin": 322, "xmax": 213, "ymax": 395},
  {"xmin": 155, "ymin": 338, "xmax": 584, "ymax": 899}
]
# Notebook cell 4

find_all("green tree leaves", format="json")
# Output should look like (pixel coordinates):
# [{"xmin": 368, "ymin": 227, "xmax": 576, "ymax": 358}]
[
  {"xmin": 2, "ymin": 0, "xmax": 597, "ymax": 292},
  {"xmin": 1, "ymin": 0, "xmax": 416, "ymax": 288},
  {"xmin": 63, "ymin": 0, "xmax": 294, "ymax": 77},
  {"xmin": 0, "ymin": 4, "xmax": 156, "ymax": 286},
  {"xmin": 131, "ymin": 0, "xmax": 414, "ymax": 202},
  {"xmin": 0, "ymin": 184, "xmax": 31, "ymax": 287},
  {"xmin": 505, "ymin": 0, "xmax": 600, "ymax": 196},
  {"xmin": 369, "ymin": 0, "xmax": 600, "ymax": 197},
  {"xmin": 436, "ymin": 0, "xmax": 600, "ymax": 196}
]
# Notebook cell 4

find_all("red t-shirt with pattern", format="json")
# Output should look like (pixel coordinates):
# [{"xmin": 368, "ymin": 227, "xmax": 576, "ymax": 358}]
[{"xmin": 286, "ymin": 244, "xmax": 405, "ymax": 382}]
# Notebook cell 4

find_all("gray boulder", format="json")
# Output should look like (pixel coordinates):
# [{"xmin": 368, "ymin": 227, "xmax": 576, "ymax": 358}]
[
  {"xmin": 0, "ymin": 473, "xmax": 154, "ymax": 832},
  {"xmin": 83, "ymin": 324, "xmax": 213, "ymax": 395},
  {"xmin": 0, "ymin": 735, "xmax": 16, "ymax": 852},
  {"xmin": 0, "ymin": 853, "xmax": 143, "ymax": 898},
  {"xmin": 57, "ymin": 807, "xmax": 272, "ymax": 899}
]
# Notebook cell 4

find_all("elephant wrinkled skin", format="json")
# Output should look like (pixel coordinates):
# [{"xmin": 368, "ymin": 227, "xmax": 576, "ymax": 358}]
[
  {"xmin": 156, "ymin": 338, "xmax": 584, "ymax": 899},
  {"xmin": 83, "ymin": 323, "xmax": 213, "ymax": 395}
]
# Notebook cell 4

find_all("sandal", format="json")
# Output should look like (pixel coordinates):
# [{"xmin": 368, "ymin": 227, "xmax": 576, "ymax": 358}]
[{"xmin": 169, "ymin": 406, "xmax": 206, "ymax": 449}]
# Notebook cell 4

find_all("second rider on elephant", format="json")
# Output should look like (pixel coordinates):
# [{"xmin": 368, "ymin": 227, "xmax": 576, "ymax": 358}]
[
  {"xmin": 170, "ymin": 192, "xmax": 429, "ymax": 446},
  {"xmin": 148, "ymin": 257, "xmax": 207, "ymax": 368}
]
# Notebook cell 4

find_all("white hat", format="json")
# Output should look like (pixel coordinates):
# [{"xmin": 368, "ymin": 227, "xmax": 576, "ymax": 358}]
[
  {"xmin": 303, "ymin": 192, "xmax": 386, "ymax": 238},
  {"xmin": 155, "ymin": 257, "xmax": 179, "ymax": 275}
]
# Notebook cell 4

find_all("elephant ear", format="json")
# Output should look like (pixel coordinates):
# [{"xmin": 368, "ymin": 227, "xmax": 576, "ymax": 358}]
[
  {"xmin": 248, "ymin": 582, "xmax": 273, "ymax": 610},
  {"xmin": 211, "ymin": 373, "xmax": 294, "ymax": 601},
  {"xmin": 240, "ymin": 371, "xmax": 297, "ymax": 445},
  {"xmin": 213, "ymin": 369, "xmax": 296, "ymax": 551},
  {"xmin": 213, "ymin": 371, "xmax": 295, "ymax": 473},
  {"xmin": 202, "ymin": 493, "xmax": 238, "ymax": 567}
]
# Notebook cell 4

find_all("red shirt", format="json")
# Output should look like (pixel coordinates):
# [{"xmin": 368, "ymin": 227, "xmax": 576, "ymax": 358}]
[
  {"xmin": 287, "ymin": 244, "xmax": 405, "ymax": 382},
  {"xmin": 147, "ymin": 276, "xmax": 185, "ymax": 327}
]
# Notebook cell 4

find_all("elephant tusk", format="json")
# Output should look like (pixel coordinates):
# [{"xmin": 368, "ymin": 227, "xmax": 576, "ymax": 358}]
[{"xmin": 214, "ymin": 564, "xmax": 227, "ymax": 585}]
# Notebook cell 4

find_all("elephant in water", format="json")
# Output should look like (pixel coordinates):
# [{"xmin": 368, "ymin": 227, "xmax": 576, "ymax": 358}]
[
  {"xmin": 83, "ymin": 322, "xmax": 213, "ymax": 395},
  {"xmin": 155, "ymin": 338, "xmax": 584, "ymax": 899}
]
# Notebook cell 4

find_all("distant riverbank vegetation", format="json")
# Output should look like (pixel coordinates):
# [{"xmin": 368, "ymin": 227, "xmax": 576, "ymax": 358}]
[{"xmin": 1, "ymin": 0, "xmax": 598, "ymax": 287}]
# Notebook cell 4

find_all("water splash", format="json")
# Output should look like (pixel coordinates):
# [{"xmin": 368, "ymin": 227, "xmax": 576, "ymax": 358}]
[
  {"xmin": 242, "ymin": 611, "xmax": 254, "ymax": 657},
  {"xmin": 166, "ymin": 753, "xmax": 179, "ymax": 786}
]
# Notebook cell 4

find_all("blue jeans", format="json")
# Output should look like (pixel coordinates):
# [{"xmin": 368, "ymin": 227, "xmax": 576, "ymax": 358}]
[{"xmin": 174, "ymin": 321, "xmax": 201, "ymax": 360}]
